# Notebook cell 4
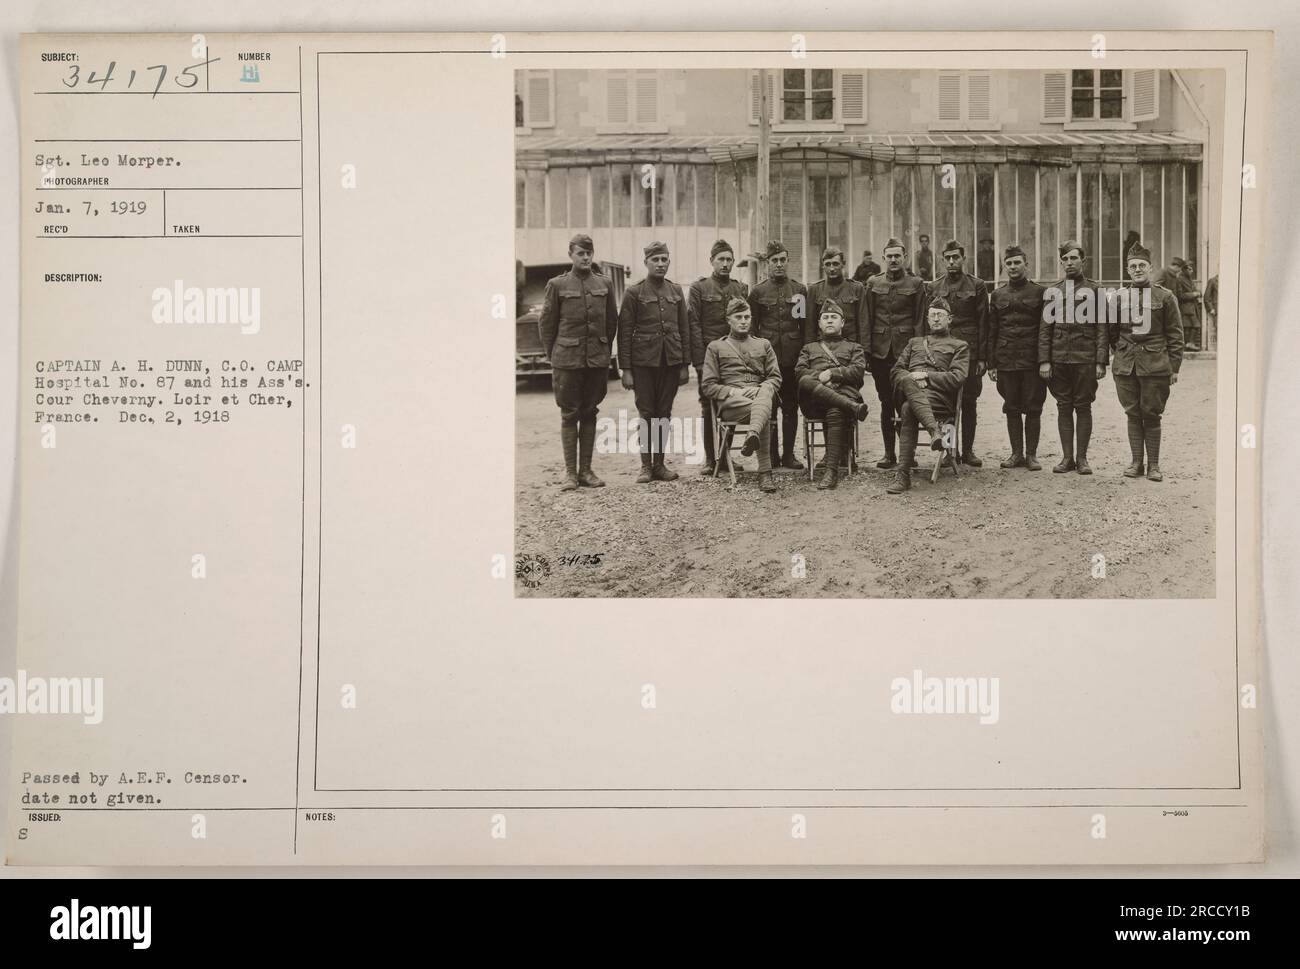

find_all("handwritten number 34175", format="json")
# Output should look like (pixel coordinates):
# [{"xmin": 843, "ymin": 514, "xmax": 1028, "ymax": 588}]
[{"xmin": 62, "ymin": 58, "xmax": 221, "ymax": 98}]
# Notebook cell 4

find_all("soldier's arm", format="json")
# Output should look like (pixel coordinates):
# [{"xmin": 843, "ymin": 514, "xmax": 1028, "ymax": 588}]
[
  {"xmin": 1038, "ymin": 289, "xmax": 1054, "ymax": 365},
  {"xmin": 913, "ymin": 285, "xmax": 926, "ymax": 336},
  {"xmin": 616, "ymin": 288, "xmax": 636, "ymax": 371},
  {"xmin": 677, "ymin": 284, "xmax": 691, "ymax": 363},
  {"xmin": 538, "ymin": 279, "xmax": 559, "ymax": 359},
  {"xmin": 763, "ymin": 342, "xmax": 782, "ymax": 393},
  {"xmin": 985, "ymin": 296, "xmax": 1000, "ymax": 365},
  {"xmin": 1094, "ymin": 288, "xmax": 1109, "ymax": 367},
  {"xmin": 975, "ymin": 280, "xmax": 989, "ymax": 364},
  {"xmin": 928, "ymin": 341, "xmax": 969, "ymax": 393},
  {"xmin": 890, "ymin": 342, "xmax": 912, "ymax": 384},
  {"xmin": 1105, "ymin": 291, "xmax": 1120, "ymax": 350},
  {"xmin": 700, "ymin": 343, "xmax": 729, "ymax": 402},
  {"xmin": 687, "ymin": 282, "xmax": 705, "ymax": 367},
  {"xmin": 794, "ymin": 343, "xmax": 814, "ymax": 385},
  {"xmin": 1164, "ymin": 290, "xmax": 1184, "ymax": 374},
  {"xmin": 841, "ymin": 343, "xmax": 867, "ymax": 389},
  {"xmin": 863, "ymin": 283, "xmax": 876, "ymax": 336},
  {"xmin": 796, "ymin": 284, "xmax": 811, "ymax": 344}
]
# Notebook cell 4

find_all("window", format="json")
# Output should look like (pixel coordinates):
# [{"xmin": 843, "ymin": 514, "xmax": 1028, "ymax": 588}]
[
  {"xmin": 750, "ymin": 70, "xmax": 867, "ymax": 128},
  {"xmin": 601, "ymin": 70, "xmax": 662, "ymax": 132},
  {"xmin": 783, "ymin": 68, "xmax": 835, "ymax": 122},
  {"xmin": 514, "ymin": 70, "xmax": 554, "ymax": 131},
  {"xmin": 1072, "ymin": 69, "xmax": 1124, "ymax": 121},
  {"xmin": 1043, "ymin": 69, "xmax": 1158, "ymax": 125},
  {"xmin": 933, "ymin": 71, "xmax": 994, "ymax": 128}
]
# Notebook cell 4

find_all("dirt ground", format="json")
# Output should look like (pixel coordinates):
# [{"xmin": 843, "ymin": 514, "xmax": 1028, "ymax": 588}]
[{"xmin": 515, "ymin": 359, "xmax": 1216, "ymax": 598}]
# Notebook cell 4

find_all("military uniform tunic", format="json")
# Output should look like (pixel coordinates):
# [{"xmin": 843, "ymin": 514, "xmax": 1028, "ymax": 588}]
[
  {"xmin": 1039, "ymin": 275, "xmax": 1108, "ymax": 406},
  {"xmin": 539, "ymin": 267, "xmax": 618, "ymax": 426},
  {"xmin": 807, "ymin": 277, "xmax": 866, "ymax": 345},
  {"xmin": 989, "ymin": 277, "xmax": 1048, "ymax": 417}
]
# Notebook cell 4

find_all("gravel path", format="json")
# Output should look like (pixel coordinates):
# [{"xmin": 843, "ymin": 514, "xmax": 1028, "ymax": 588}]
[{"xmin": 515, "ymin": 360, "xmax": 1216, "ymax": 598}]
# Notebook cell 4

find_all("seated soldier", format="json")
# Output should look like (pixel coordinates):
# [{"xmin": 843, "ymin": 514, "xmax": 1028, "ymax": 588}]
[
  {"xmin": 886, "ymin": 297, "xmax": 971, "ymax": 495},
  {"xmin": 700, "ymin": 297, "xmax": 783, "ymax": 493},
  {"xmin": 795, "ymin": 298, "xmax": 870, "ymax": 490}
]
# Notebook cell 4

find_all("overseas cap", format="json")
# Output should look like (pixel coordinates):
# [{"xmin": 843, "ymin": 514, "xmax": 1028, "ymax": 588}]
[
  {"xmin": 725, "ymin": 297, "xmax": 750, "ymax": 316},
  {"xmin": 643, "ymin": 240, "xmax": 669, "ymax": 259},
  {"xmin": 568, "ymin": 234, "xmax": 594, "ymax": 253},
  {"xmin": 710, "ymin": 239, "xmax": 734, "ymax": 259}
]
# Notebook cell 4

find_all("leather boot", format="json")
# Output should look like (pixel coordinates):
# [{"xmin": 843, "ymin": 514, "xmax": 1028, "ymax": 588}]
[
  {"xmin": 1024, "ymin": 414, "xmax": 1042, "ymax": 470},
  {"xmin": 1053, "ymin": 406, "xmax": 1075, "ymax": 473},
  {"xmin": 1145, "ymin": 421, "xmax": 1163, "ymax": 482},
  {"xmin": 1075, "ymin": 405, "xmax": 1093, "ymax": 474},
  {"xmin": 1123, "ymin": 417, "xmax": 1145, "ymax": 477},
  {"xmin": 577, "ymin": 421, "xmax": 605, "ymax": 487},
  {"xmin": 560, "ymin": 425, "xmax": 579, "ymax": 491},
  {"xmin": 961, "ymin": 396, "xmax": 980, "ymax": 465},
  {"xmin": 651, "ymin": 451, "xmax": 678, "ymax": 482},
  {"xmin": 876, "ymin": 409, "xmax": 897, "ymax": 468},
  {"xmin": 1000, "ymin": 415, "xmax": 1025, "ymax": 468},
  {"xmin": 888, "ymin": 419, "xmax": 918, "ymax": 493},
  {"xmin": 636, "ymin": 446, "xmax": 653, "ymax": 484},
  {"xmin": 780, "ymin": 411, "xmax": 804, "ymax": 469},
  {"xmin": 818, "ymin": 415, "xmax": 843, "ymax": 489},
  {"xmin": 758, "ymin": 471, "xmax": 777, "ymax": 493}
]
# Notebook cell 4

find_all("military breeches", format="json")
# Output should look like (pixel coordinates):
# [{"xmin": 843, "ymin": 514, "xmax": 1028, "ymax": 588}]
[
  {"xmin": 715, "ymin": 384, "xmax": 777, "ymax": 432},
  {"xmin": 632, "ymin": 365, "xmax": 681, "ymax": 456},
  {"xmin": 892, "ymin": 373, "xmax": 940, "ymax": 434},
  {"xmin": 869, "ymin": 352, "xmax": 899, "ymax": 455},
  {"xmin": 1114, "ymin": 373, "xmax": 1170, "ymax": 423},
  {"xmin": 797, "ymin": 376, "xmax": 862, "ymax": 417},
  {"xmin": 552, "ymin": 367, "xmax": 609, "ymax": 427},
  {"xmin": 996, "ymin": 369, "xmax": 1047, "ymax": 417},
  {"xmin": 1047, "ymin": 363, "xmax": 1098, "ymax": 406}
]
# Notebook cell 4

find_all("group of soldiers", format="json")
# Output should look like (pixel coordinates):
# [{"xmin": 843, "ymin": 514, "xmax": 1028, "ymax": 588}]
[{"xmin": 537, "ymin": 231, "xmax": 1186, "ymax": 494}]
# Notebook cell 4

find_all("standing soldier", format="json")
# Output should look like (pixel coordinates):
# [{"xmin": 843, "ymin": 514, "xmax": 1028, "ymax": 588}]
[
  {"xmin": 749, "ymin": 240, "xmax": 810, "ymax": 469},
  {"xmin": 1108, "ymin": 243, "xmax": 1183, "ymax": 482},
  {"xmin": 538, "ymin": 234, "xmax": 618, "ymax": 491},
  {"xmin": 808, "ymin": 247, "xmax": 866, "ymax": 345},
  {"xmin": 864, "ymin": 238, "xmax": 927, "ymax": 468},
  {"xmin": 852, "ymin": 249, "xmax": 881, "ymax": 283},
  {"xmin": 688, "ymin": 239, "xmax": 749, "ymax": 475},
  {"xmin": 916, "ymin": 234, "xmax": 936, "ymax": 281},
  {"xmin": 618, "ymin": 241, "xmax": 691, "ymax": 484},
  {"xmin": 987, "ymin": 245, "xmax": 1048, "ymax": 470},
  {"xmin": 925, "ymin": 240, "xmax": 989, "ymax": 466},
  {"xmin": 1039, "ymin": 241, "xmax": 1108, "ymax": 475}
]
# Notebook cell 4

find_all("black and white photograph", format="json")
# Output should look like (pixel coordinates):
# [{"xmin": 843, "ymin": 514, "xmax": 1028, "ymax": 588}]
[{"xmin": 514, "ymin": 66, "xmax": 1225, "ymax": 599}]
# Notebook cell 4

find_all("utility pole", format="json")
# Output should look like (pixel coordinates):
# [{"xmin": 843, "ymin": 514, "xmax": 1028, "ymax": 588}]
[{"xmin": 756, "ymin": 68, "xmax": 771, "ymax": 280}]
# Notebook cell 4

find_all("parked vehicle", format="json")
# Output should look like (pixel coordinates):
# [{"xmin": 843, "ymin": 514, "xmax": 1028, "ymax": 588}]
[{"xmin": 516, "ymin": 260, "xmax": 628, "ymax": 379}]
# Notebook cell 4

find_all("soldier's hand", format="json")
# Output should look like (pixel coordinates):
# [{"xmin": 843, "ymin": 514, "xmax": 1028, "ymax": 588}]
[
  {"xmin": 818, "ymin": 369, "xmax": 832, "ymax": 384},
  {"xmin": 1096, "ymin": 365, "xmax": 1106, "ymax": 380},
  {"xmin": 695, "ymin": 365, "xmax": 704, "ymax": 386},
  {"xmin": 1170, "ymin": 373, "xmax": 1179, "ymax": 386},
  {"xmin": 975, "ymin": 362, "xmax": 987, "ymax": 378},
  {"xmin": 741, "ymin": 386, "xmax": 759, "ymax": 400},
  {"xmin": 678, "ymin": 365, "xmax": 690, "ymax": 386},
  {"xmin": 1038, "ymin": 363, "xmax": 1052, "ymax": 379},
  {"xmin": 987, "ymin": 368, "xmax": 997, "ymax": 381},
  {"xmin": 620, "ymin": 371, "xmax": 634, "ymax": 391}
]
